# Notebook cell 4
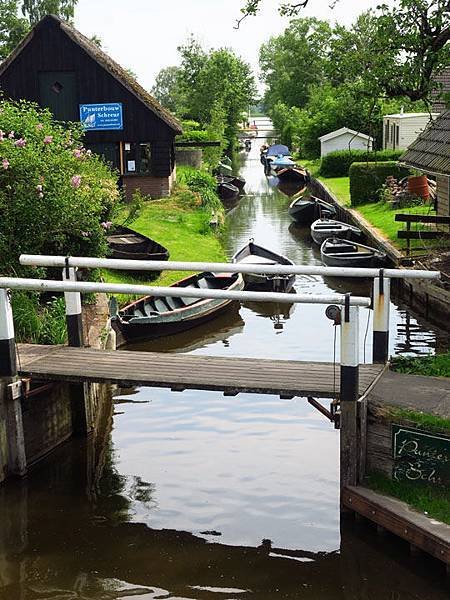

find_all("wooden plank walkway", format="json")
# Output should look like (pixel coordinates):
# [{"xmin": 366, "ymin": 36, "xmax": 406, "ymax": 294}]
[
  {"xmin": 17, "ymin": 344, "xmax": 384, "ymax": 399},
  {"xmin": 343, "ymin": 486, "xmax": 450, "ymax": 567}
]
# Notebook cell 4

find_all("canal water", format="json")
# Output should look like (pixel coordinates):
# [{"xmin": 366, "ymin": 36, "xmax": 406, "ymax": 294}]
[{"xmin": 1, "ymin": 118, "xmax": 449, "ymax": 599}]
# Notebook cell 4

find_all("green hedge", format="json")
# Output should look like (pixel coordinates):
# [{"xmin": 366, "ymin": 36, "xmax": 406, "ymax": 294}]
[
  {"xmin": 349, "ymin": 161, "xmax": 410, "ymax": 206},
  {"xmin": 320, "ymin": 149, "xmax": 404, "ymax": 177}
]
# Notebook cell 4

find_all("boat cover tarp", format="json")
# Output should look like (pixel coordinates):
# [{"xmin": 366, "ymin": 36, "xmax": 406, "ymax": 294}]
[
  {"xmin": 267, "ymin": 144, "xmax": 290, "ymax": 156},
  {"xmin": 272, "ymin": 156, "xmax": 296, "ymax": 167}
]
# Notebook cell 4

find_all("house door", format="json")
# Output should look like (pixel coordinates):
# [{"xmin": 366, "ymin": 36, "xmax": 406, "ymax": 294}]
[{"xmin": 39, "ymin": 71, "xmax": 78, "ymax": 121}]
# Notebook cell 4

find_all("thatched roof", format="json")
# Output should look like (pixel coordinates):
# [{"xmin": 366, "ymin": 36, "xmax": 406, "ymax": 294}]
[
  {"xmin": 0, "ymin": 15, "xmax": 182, "ymax": 134},
  {"xmin": 400, "ymin": 110, "xmax": 450, "ymax": 176}
]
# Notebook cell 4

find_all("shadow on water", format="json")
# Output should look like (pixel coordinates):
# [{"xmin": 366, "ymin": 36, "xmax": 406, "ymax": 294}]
[{"xmin": 1, "ymin": 431, "xmax": 448, "ymax": 600}]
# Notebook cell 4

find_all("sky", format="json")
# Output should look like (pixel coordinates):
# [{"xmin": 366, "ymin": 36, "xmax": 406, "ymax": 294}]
[{"xmin": 75, "ymin": 0, "xmax": 382, "ymax": 94}]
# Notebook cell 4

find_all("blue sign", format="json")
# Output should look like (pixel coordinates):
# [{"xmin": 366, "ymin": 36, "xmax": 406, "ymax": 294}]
[{"xmin": 79, "ymin": 103, "xmax": 123, "ymax": 131}]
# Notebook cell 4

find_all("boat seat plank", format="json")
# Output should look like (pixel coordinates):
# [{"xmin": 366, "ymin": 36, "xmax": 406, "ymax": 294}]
[{"xmin": 166, "ymin": 297, "xmax": 184, "ymax": 310}]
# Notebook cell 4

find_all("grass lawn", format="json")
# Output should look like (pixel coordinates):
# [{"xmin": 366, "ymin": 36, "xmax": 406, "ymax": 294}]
[
  {"xmin": 366, "ymin": 471, "xmax": 450, "ymax": 525},
  {"xmin": 391, "ymin": 351, "xmax": 450, "ymax": 378},
  {"xmin": 103, "ymin": 196, "xmax": 227, "ymax": 305},
  {"xmin": 319, "ymin": 177, "xmax": 351, "ymax": 207},
  {"xmin": 313, "ymin": 172, "xmax": 438, "ymax": 252}
]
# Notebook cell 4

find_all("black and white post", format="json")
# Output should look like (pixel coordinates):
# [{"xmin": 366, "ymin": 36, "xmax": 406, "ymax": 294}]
[
  {"xmin": 0, "ymin": 288, "xmax": 17, "ymax": 378},
  {"xmin": 340, "ymin": 295, "xmax": 360, "ymax": 491},
  {"xmin": 62, "ymin": 265, "xmax": 84, "ymax": 347},
  {"xmin": 372, "ymin": 271, "xmax": 390, "ymax": 364}
]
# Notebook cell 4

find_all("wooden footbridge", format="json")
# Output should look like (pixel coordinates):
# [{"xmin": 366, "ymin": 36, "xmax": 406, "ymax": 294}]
[{"xmin": 17, "ymin": 343, "xmax": 384, "ymax": 399}]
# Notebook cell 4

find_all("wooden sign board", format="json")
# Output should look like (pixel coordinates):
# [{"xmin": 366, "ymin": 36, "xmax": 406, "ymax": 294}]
[{"xmin": 392, "ymin": 424, "xmax": 450, "ymax": 487}]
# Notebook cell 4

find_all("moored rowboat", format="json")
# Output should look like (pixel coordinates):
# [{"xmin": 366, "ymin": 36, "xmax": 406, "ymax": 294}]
[
  {"xmin": 107, "ymin": 225, "xmax": 169, "ymax": 261},
  {"xmin": 232, "ymin": 239, "xmax": 295, "ymax": 292},
  {"xmin": 320, "ymin": 238, "xmax": 386, "ymax": 268},
  {"xmin": 310, "ymin": 219, "xmax": 361, "ymax": 246},
  {"xmin": 289, "ymin": 196, "xmax": 336, "ymax": 225},
  {"xmin": 112, "ymin": 271, "xmax": 244, "ymax": 343}
]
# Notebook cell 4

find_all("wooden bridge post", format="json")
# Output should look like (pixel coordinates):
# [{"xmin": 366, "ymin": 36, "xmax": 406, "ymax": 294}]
[
  {"xmin": 340, "ymin": 296, "xmax": 360, "ymax": 492},
  {"xmin": 372, "ymin": 271, "xmax": 390, "ymax": 364},
  {"xmin": 0, "ymin": 289, "xmax": 27, "ymax": 480}
]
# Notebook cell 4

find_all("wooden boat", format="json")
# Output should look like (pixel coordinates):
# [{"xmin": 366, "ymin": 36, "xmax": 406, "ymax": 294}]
[
  {"xmin": 276, "ymin": 165, "xmax": 309, "ymax": 186},
  {"xmin": 217, "ymin": 181, "xmax": 240, "ymax": 201},
  {"xmin": 277, "ymin": 181, "xmax": 307, "ymax": 199},
  {"xmin": 216, "ymin": 174, "xmax": 246, "ymax": 192},
  {"xmin": 320, "ymin": 238, "xmax": 386, "ymax": 268},
  {"xmin": 112, "ymin": 271, "xmax": 245, "ymax": 343},
  {"xmin": 262, "ymin": 144, "xmax": 291, "ymax": 174},
  {"xmin": 232, "ymin": 239, "xmax": 295, "ymax": 292},
  {"xmin": 107, "ymin": 225, "xmax": 169, "ymax": 261},
  {"xmin": 288, "ymin": 196, "xmax": 336, "ymax": 225},
  {"xmin": 107, "ymin": 226, "xmax": 169, "ymax": 278},
  {"xmin": 310, "ymin": 219, "xmax": 361, "ymax": 246}
]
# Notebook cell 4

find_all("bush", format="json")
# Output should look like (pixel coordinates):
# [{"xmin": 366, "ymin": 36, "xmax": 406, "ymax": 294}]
[
  {"xmin": 320, "ymin": 149, "xmax": 404, "ymax": 177},
  {"xmin": 349, "ymin": 161, "xmax": 411, "ymax": 206},
  {"xmin": 177, "ymin": 167, "xmax": 222, "ymax": 214},
  {"xmin": 0, "ymin": 100, "xmax": 120, "ymax": 276}
]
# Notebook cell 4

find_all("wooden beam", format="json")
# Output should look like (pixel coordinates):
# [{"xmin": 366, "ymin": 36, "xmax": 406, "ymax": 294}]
[
  {"xmin": 342, "ymin": 486, "xmax": 450, "ymax": 566},
  {"xmin": 395, "ymin": 214, "xmax": 450, "ymax": 224},
  {"xmin": 397, "ymin": 230, "xmax": 450, "ymax": 240},
  {"xmin": 175, "ymin": 141, "xmax": 221, "ymax": 147}
]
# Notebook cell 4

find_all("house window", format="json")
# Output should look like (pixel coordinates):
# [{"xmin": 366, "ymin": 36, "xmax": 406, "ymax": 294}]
[
  {"xmin": 385, "ymin": 120, "xmax": 390, "ymax": 148},
  {"xmin": 391, "ymin": 124, "xmax": 396, "ymax": 149},
  {"xmin": 396, "ymin": 125, "xmax": 400, "ymax": 145},
  {"xmin": 123, "ymin": 142, "xmax": 153, "ymax": 175}
]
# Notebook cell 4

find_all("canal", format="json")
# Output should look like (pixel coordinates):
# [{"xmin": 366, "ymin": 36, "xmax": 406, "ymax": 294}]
[{"xmin": 1, "ymin": 118, "xmax": 449, "ymax": 599}]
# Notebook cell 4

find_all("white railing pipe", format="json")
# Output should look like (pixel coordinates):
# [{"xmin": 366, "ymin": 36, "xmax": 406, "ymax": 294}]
[
  {"xmin": 19, "ymin": 255, "xmax": 441, "ymax": 280},
  {"xmin": 0, "ymin": 277, "xmax": 372, "ymax": 307}
]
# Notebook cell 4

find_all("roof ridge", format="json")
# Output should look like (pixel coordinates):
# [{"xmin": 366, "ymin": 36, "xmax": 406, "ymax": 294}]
[{"xmin": 0, "ymin": 14, "xmax": 182, "ymax": 134}]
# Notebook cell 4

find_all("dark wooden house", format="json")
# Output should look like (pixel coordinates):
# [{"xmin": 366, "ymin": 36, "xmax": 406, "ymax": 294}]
[
  {"xmin": 400, "ymin": 110, "xmax": 450, "ymax": 216},
  {"xmin": 0, "ymin": 14, "xmax": 182, "ymax": 199}
]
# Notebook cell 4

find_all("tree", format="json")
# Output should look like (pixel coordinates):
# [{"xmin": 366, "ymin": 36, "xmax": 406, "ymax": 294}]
[
  {"xmin": 21, "ymin": 0, "xmax": 78, "ymax": 23},
  {"xmin": 0, "ymin": 0, "xmax": 79, "ymax": 59},
  {"xmin": 151, "ymin": 66, "xmax": 186, "ymax": 114},
  {"xmin": 176, "ymin": 38, "xmax": 256, "ymax": 146},
  {"xmin": 0, "ymin": 1, "xmax": 29, "ymax": 60},
  {"xmin": 252, "ymin": 1, "xmax": 450, "ymax": 103},
  {"xmin": 259, "ymin": 18, "xmax": 331, "ymax": 110}
]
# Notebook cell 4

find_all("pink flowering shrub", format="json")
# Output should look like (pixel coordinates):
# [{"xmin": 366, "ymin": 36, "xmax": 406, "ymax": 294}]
[{"xmin": 0, "ymin": 100, "xmax": 121, "ymax": 275}]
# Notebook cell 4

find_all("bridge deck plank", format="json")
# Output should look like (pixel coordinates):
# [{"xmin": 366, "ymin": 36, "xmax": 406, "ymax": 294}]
[{"xmin": 17, "ymin": 344, "xmax": 383, "ymax": 398}]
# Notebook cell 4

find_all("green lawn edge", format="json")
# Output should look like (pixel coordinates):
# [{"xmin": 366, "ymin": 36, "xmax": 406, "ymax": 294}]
[
  {"xmin": 103, "ymin": 193, "xmax": 227, "ymax": 305},
  {"xmin": 365, "ymin": 471, "xmax": 450, "ymax": 526}
]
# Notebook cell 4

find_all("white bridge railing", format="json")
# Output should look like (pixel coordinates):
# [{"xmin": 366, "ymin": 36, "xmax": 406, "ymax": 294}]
[{"xmin": 0, "ymin": 255, "xmax": 440, "ymax": 407}]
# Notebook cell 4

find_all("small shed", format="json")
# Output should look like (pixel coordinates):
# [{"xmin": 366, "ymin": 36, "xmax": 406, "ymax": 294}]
[
  {"xmin": 0, "ymin": 15, "xmax": 182, "ymax": 200},
  {"xmin": 318, "ymin": 127, "xmax": 373, "ymax": 157},
  {"xmin": 383, "ymin": 112, "xmax": 438, "ymax": 151},
  {"xmin": 400, "ymin": 110, "xmax": 450, "ymax": 216}
]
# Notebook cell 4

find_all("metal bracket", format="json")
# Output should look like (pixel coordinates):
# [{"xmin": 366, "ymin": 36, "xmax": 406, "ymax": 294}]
[{"xmin": 7, "ymin": 380, "xmax": 23, "ymax": 401}]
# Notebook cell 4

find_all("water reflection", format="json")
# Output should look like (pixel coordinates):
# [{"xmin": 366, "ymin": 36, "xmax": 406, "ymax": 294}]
[
  {"xmin": 1, "ymin": 118, "xmax": 449, "ymax": 600},
  {"xmin": 0, "ymin": 434, "xmax": 448, "ymax": 600}
]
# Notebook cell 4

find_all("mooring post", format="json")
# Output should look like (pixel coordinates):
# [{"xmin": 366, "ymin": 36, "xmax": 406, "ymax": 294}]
[
  {"xmin": 0, "ymin": 289, "xmax": 17, "ymax": 378},
  {"xmin": 62, "ymin": 265, "xmax": 90, "ymax": 435},
  {"xmin": 372, "ymin": 270, "xmax": 390, "ymax": 364},
  {"xmin": 340, "ymin": 295, "xmax": 360, "ymax": 492},
  {"xmin": 0, "ymin": 288, "xmax": 27, "ymax": 479},
  {"xmin": 62, "ymin": 264, "xmax": 84, "ymax": 348}
]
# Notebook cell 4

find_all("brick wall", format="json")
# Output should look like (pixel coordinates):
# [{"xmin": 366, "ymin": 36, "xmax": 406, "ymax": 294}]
[{"xmin": 123, "ymin": 172, "xmax": 176, "ymax": 201}]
